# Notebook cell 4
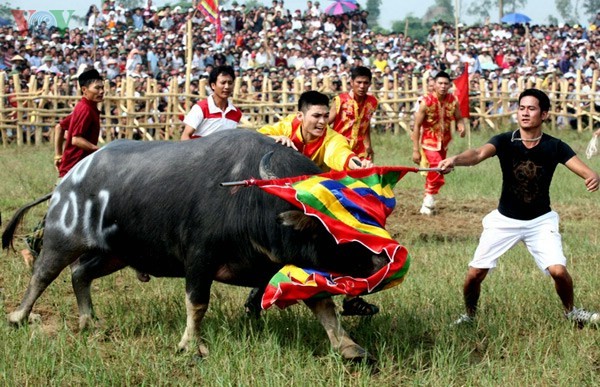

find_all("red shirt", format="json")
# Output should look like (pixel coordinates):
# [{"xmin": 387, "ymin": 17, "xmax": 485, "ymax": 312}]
[
  {"xmin": 58, "ymin": 97, "xmax": 100, "ymax": 177},
  {"xmin": 59, "ymin": 114, "xmax": 71, "ymax": 130},
  {"xmin": 420, "ymin": 93, "xmax": 458, "ymax": 151},
  {"xmin": 331, "ymin": 92, "xmax": 378, "ymax": 158}
]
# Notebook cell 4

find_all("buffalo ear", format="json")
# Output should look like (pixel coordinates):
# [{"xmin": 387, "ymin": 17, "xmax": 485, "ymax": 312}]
[{"xmin": 278, "ymin": 210, "xmax": 319, "ymax": 231}]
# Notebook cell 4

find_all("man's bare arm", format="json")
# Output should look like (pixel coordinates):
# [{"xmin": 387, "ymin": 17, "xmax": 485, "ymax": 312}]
[
  {"xmin": 565, "ymin": 155, "xmax": 599, "ymax": 192},
  {"xmin": 438, "ymin": 143, "xmax": 496, "ymax": 173},
  {"xmin": 71, "ymin": 136, "xmax": 99, "ymax": 152}
]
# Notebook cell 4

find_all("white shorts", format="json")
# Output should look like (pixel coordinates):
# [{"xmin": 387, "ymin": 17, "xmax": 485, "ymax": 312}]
[{"xmin": 469, "ymin": 210, "xmax": 566, "ymax": 274}]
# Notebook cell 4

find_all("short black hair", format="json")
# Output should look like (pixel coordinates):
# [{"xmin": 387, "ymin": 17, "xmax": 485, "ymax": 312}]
[
  {"xmin": 351, "ymin": 65, "xmax": 372, "ymax": 80},
  {"xmin": 518, "ymin": 88, "xmax": 550, "ymax": 112},
  {"xmin": 209, "ymin": 65, "xmax": 235, "ymax": 85},
  {"xmin": 434, "ymin": 70, "xmax": 451, "ymax": 81},
  {"xmin": 298, "ymin": 90, "xmax": 329, "ymax": 112},
  {"xmin": 78, "ymin": 67, "xmax": 102, "ymax": 87}
]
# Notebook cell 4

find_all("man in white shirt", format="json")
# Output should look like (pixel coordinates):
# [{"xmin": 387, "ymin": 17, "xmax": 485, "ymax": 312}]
[{"xmin": 181, "ymin": 65, "xmax": 242, "ymax": 140}]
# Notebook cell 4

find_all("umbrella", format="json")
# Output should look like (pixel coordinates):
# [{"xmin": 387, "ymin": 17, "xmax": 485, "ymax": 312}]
[
  {"xmin": 480, "ymin": 62, "xmax": 499, "ymax": 71},
  {"xmin": 501, "ymin": 12, "xmax": 531, "ymax": 24},
  {"xmin": 324, "ymin": 0, "xmax": 358, "ymax": 16},
  {"xmin": 324, "ymin": 0, "xmax": 359, "ymax": 52}
]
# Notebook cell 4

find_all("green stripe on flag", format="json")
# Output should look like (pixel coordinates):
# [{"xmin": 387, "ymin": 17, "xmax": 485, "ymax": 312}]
[
  {"xmin": 269, "ymin": 271, "xmax": 294, "ymax": 286},
  {"xmin": 294, "ymin": 184, "xmax": 339, "ymax": 219}
]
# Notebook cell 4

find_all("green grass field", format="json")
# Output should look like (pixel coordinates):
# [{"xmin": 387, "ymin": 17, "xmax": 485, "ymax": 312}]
[{"xmin": 1, "ymin": 130, "xmax": 599, "ymax": 385}]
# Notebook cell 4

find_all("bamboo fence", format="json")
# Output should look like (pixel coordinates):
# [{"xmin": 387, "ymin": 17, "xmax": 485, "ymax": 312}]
[{"xmin": 1, "ymin": 69, "xmax": 598, "ymax": 147}]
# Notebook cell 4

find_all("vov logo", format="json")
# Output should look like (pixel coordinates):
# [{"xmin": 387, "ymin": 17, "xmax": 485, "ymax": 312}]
[{"xmin": 11, "ymin": 9, "xmax": 76, "ymax": 32}]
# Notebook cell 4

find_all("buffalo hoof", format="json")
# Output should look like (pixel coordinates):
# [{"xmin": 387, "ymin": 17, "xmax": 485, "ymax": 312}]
[
  {"xmin": 342, "ymin": 347, "xmax": 378, "ymax": 372},
  {"xmin": 78, "ymin": 314, "xmax": 95, "ymax": 331},
  {"xmin": 244, "ymin": 288, "xmax": 263, "ymax": 319},
  {"xmin": 198, "ymin": 343, "xmax": 210, "ymax": 357},
  {"xmin": 7, "ymin": 311, "xmax": 41, "ymax": 326},
  {"xmin": 28, "ymin": 313, "xmax": 42, "ymax": 324},
  {"xmin": 7, "ymin": 310, "xmax": 27, "ymax": 326},
  {"xmin": 177, "ymin": 340, "xmax": 210, "ymax": 358},
  {"xmin": 340, "ymin": 344, "xmax": 376, "ymax": 365}
]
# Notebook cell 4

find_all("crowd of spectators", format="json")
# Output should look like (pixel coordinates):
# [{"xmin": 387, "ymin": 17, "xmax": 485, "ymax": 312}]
[{"xmin": 1, "ymin": 1, "xmax": 599, "ymax": 118}]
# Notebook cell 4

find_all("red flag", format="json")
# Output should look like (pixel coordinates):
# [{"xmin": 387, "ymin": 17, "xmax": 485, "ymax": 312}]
[
  {"xmin": 453, "ymin": 63, "xmax": 470, "ymax": 118},
  {"xmin": 11, "ymin": 10, "xmax": 31, "ymax": 36},
  {"xmin": 197, "ymin": 0, "xmax": 223, "ymax": 43}
]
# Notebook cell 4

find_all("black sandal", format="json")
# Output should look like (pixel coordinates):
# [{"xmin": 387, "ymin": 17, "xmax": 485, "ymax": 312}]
[{"xmin": 341, "ymin": 297, "xmax": 380, "ymax": 316}]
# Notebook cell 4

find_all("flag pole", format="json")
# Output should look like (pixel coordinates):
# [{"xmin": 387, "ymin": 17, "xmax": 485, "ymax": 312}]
[
  {"xmin": 219, "ymin": 167, "xmax": 447, "ymax": 187},
  {"xmin": 349, "ymin": 18, "xmax": 352, "ymax": 54},
  {"xmin": 184, "ymin": 11, "xmax": 194, "ymax": 113},
  {"xmin": 220, "ymin": 179, "xmax": 256, "ymax": 187}
]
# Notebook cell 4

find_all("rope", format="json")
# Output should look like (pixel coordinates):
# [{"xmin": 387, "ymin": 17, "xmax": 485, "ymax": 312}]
[{"xmin": 586, "ymin": 134, "xmax": 598, "ymax": 160}]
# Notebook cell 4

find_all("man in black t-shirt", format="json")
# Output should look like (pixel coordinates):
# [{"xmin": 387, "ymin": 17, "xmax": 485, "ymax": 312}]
[{"xmin": 439, "ymin": 88, "xmax": 600, "ymax": 327}]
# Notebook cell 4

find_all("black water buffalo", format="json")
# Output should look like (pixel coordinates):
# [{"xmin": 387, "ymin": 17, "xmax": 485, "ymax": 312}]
[{"xmin": 3, "ymin": 130, "xmax": 389, "ymax": 361}]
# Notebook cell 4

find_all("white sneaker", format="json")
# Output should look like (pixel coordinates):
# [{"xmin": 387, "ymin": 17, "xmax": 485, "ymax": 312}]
[
  {"xmin": 565, "ymin": 307, "xmax": 600, "ymax": 326},
  {"xmin": 419, "ymin": 194, "xmax": 435, "ymax": 215},
  {"xmin": 423, "ymin": 194, "xmax": 436, "ymax": 208},
  {"xmin": 419, "ymin": 204, "xmax": 433, "ymax": 215},
  {"xmin": 452, "ymin": 314, "xmax": 474, "ymax": 326}
]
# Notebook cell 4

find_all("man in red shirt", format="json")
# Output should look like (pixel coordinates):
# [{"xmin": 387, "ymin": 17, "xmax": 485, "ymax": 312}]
[
  {"xmin": 412, "ymin": 71, "xmax": 465, "ymax": 215},
  {"xmin": 329, "ymin": 66, "xmax": 378, "ymax": 161},
  {"xmin": 57, "ymin": 68, "xmax": 104, "ymax": 178},
  {"xmin": 21, "ymin": 68, "xmax": 104, "ymax": 267}
]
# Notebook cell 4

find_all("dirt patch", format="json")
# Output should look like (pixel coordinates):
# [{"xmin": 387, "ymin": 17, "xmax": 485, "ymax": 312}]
[
  {"xmin": 386, "ymin": 187, "xmax": 494, "ymax": 243},
  {"xmin": 387, "ymin": 188, "xmax": 594, "ymax": 244}
]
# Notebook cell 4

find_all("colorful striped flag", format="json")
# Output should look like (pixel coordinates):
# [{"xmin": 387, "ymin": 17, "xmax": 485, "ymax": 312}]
[
  {"xmin": 248, "ymin": 167, "xmax": 416, "ymax": 309},
  {"xmin": 197, "ymin": 0, "xmax": 223, "ymax": 43}
]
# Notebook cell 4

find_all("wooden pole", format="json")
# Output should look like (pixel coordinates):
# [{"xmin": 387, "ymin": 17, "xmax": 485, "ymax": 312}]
[
  {"xmin": 184, "ymin": 17, "xmax": 193, "ymax": 114},
  {"xmin": 575, "ymin": 70, "xmax": 582, "ymax": 132},
  {"xmin": 34, "ymin": 75, "xmax": 50, "ymax": 146},
  {"xmin": 525, "ymin": 24, "xmax": 531, "ymax": 65},
  {"xmin": 500, "ymin": 78, "xmax": 509, "ymax": 129},
  {"xmin": 498, "ymin": 0, "xmax": 503, "ymax": 21},
  {"xmin": 550, "ymin": 77, "xmax": 557, "ymax": 130},
  {"xmin": 15, "ymin": 74, "xmax": 24, "ymax": 146},
  {"xmin": 349, "ymin": 18, "xmax": 353, "ymax": 54},
  {"xmin": 588, "ymin": 69, "xmax": 598, "ymax": 132},
  {"xmin": 0, "ymin": 74, "xmax": 6, "ymax": 147},
  {"xmin": 126, "ymin": 77, "xmax": 135, "ymax": 139},
  {"xmin": 454, "ymin": 0, "xmax": 460, "ymax": 52}
]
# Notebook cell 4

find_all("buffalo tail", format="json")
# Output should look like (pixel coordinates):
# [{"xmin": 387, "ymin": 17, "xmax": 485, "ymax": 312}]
[{"xmin": 2, "ymin": 192, "xmax": 52, "ymax": 250}]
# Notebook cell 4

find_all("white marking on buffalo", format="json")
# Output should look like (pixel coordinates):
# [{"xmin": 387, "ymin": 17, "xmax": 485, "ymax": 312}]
[{"xmin": 58, "ymin": 191, "xmax": 79, "ymax": 235}]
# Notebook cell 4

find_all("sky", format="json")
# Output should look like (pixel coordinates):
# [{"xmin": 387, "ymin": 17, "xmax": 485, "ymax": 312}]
[{"xmin": 8, "ymin": 0, "xmax": 581, "ymax": 30}]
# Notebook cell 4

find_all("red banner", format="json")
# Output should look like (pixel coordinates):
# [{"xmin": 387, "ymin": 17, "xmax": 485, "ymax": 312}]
[
  {"xmin": 11, "ymin": 10, "xmax": 30, "ymax": 35},
  {"xmin": 453, "ymin": 63, "xmax": 470, "ymax": 118}
]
